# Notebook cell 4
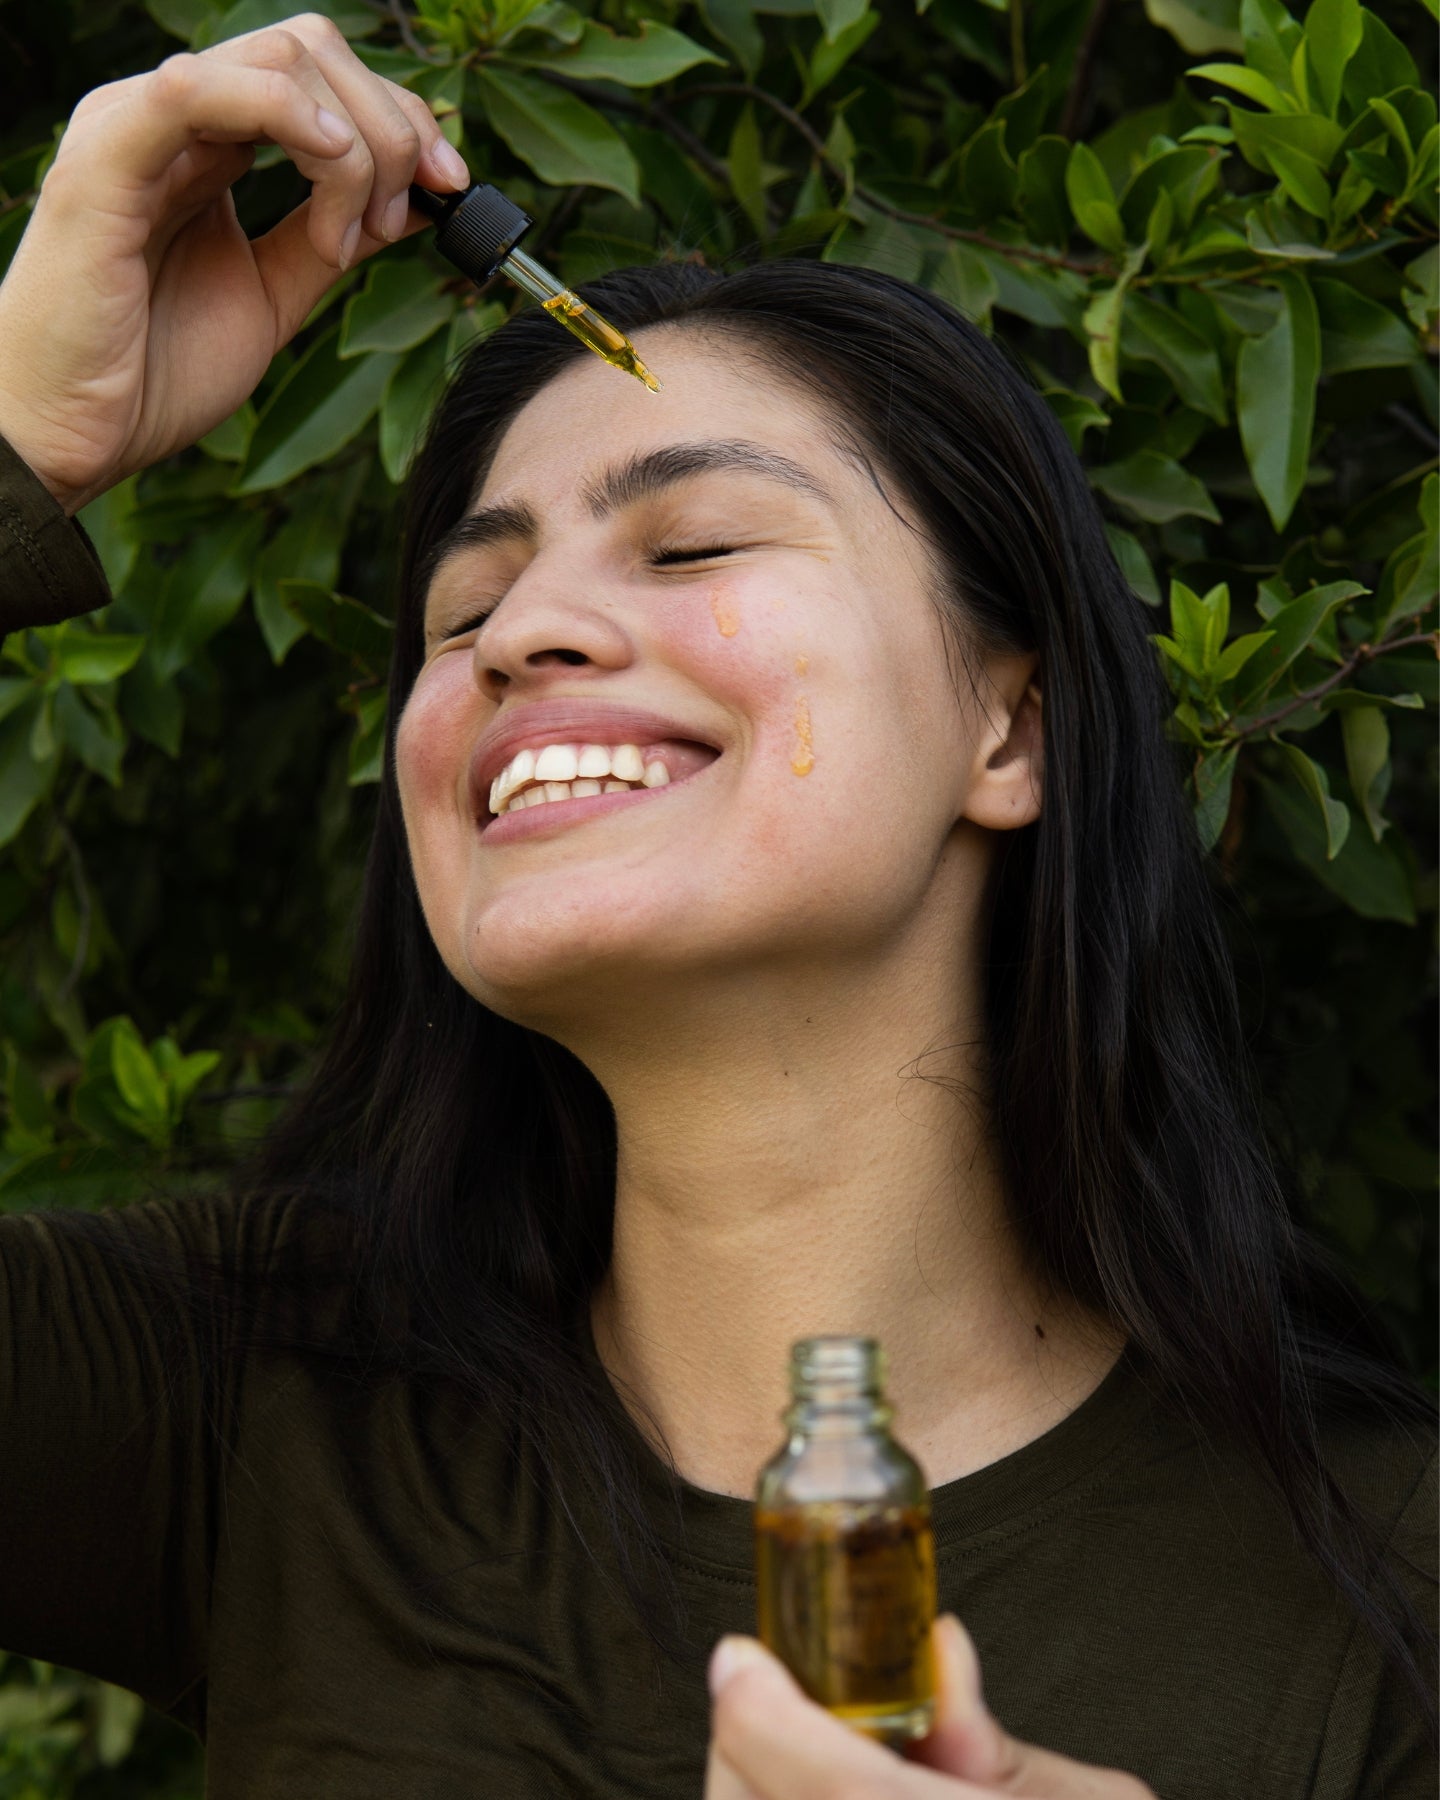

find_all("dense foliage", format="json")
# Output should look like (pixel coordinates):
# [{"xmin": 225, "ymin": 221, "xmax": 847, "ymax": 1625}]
[{"xmin": 0, "ymin": 0, "xmax": 1435, "ymax": 1784}]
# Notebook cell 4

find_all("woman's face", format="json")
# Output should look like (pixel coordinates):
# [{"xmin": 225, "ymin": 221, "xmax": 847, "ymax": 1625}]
[{"xmin": 395, "ymin": 331, "xmax": 1030, "ymax": 1030}]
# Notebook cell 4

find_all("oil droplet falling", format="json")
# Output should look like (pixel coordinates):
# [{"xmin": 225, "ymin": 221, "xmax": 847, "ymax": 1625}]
[
  {"xmin": 711, "ymin": 594, "xmax": 740, "ymax": 637},
  {"xmin": 795, "ymin": 654, "xmax": 809, "ymax": 676},
  {"xmin": 791, "ymin": 695, "xmax": 814, "ymax": 776}
]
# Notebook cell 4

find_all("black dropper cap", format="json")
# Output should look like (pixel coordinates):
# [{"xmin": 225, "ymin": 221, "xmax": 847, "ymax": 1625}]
[{"xmin": 407, "ymin": 182, "xmax": 533, "ymax": 283}]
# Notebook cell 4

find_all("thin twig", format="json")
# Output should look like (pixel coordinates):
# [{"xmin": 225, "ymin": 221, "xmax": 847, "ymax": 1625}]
[
  {"xmin": 387, "ymin": 0, "xmax": 437, "ymax": 62},
  {"xmin": 1383, "ymin": 404, "xmax": 1440, "ymax": 454},
  {"xmin": 1058, "ymin": 0, "xmax": 1114, "ymax": 139},
  {"xmin": 1229, "ymin": 630, "xmax": 1438, "ymax": 741}
]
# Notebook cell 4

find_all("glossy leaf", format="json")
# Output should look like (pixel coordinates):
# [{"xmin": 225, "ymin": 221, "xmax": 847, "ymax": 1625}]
[
  {"xmin": 514, "ymin": 19, "xmax": 722, "ymax": 82},
  {"xmin": 1236, "ymin": 270, "xmax": 1319, "ymax": 530},
  {"xmin": 1278, "ymin": 740, "xmax": 1349, "ymax": 859},
  {"xmin": 1341, "ymin": 703, "xmax": 1390, "ymax": 842},
  {"xmin": 339, "ymin": 261, "xmax": 455, "ymax": 358},
  {"xmin": 472, "ymin": 67, "xmax": 641, "ymax": 203},
  {"xmin": 1090, "ymin": 450, "xmax": 1222, "ymax": 523},
  {"xmin": 1123, "ymin": 292, "xmax": 1227, "ymax": 420},
  {"xmin": 235, "ymin": 329, "xmax": 400, "ymax": 495}
]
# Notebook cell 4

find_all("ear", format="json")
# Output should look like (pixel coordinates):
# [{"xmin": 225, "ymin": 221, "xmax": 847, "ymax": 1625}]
[{"xmin": 957, "ymin": 652, "xmax": 1043, "ymax": 831}]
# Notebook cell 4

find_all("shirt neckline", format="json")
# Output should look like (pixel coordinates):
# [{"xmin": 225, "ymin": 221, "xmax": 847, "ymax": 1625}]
[{"xmin": 576, "ymin": 1305, "xmax": 1156, "ymax": 1580}]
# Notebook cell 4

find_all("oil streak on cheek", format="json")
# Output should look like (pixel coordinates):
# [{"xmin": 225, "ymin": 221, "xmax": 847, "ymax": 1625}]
[
  {"xmin": 710, "ymin": 591, "xmax": 741, "ymax": 638},
  {"xmin": 792, "ymin": 695, "xmax": 814, "ymax": 777}
]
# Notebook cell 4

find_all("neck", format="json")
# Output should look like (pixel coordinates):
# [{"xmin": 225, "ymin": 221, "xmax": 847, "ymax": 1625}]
[{"xmin": 574, "ymin": 934, "xmax": 1123, "ymax": 1500}]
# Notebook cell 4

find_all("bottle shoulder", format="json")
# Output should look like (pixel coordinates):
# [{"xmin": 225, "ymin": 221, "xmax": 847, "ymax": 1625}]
[{"xmin": 757, "ymin": 1430, "xmax": 928, "ymax": 1509}]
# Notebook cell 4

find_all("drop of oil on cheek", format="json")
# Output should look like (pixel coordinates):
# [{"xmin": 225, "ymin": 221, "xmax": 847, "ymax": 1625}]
[
  {"xmin": 795, "ymin": 654, "xmax": 809, "ymax": 676},
  {"xmin": 791, "ymin": 695, "xmax": 814, "ymax": 777},
  {"xmin": 710, "ymin": 592, "xmax": 741, "ymax": 638}
]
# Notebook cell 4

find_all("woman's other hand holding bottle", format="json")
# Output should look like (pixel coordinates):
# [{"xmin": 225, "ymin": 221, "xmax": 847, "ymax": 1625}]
[
  {"xmin": 0, "ymin": 12, "xmax": 470, "ymax": 514},
  {"xmin": 705, "ymin": 1617, "xmax": 1159, "ymax": 1799}
]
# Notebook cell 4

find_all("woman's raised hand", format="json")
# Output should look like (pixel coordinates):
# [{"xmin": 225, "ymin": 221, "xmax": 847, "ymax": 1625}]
[
  {"xmin": 0, "ymin": 13, "xmax": 470, "ymax": 515},
  {"xmin": 704, "ymin": 1617, "xmax": 1159, "ymax": 1800}
]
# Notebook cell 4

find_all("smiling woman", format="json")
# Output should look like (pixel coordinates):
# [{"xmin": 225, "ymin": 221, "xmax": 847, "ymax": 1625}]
[{"xmin": 0, "ymin": 28, "xmax": 1434, "ymax": 1800}]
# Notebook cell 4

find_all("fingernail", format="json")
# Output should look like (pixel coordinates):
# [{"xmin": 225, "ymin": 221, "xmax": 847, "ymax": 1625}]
[
  {"xmin": 432, "ymin": 140, "xmax": 470, "ymax": 188},
  {"xmin": 338, "ymin": 218, "xmax": 362, "ymax": 271},
  {"xmin": 316, "ymin": 107, "xmax": 353, "ymax": 148},
  {"xmin": 708, "ymin": 1636, "xmax": 773, "ymax": 1698},
  {"xmin": 382, "ymin": 191, "xmax": 410, "ymax": 242}
]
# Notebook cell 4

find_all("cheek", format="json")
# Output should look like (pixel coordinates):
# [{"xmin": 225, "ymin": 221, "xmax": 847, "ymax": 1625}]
[{"xmin": 394, "ymin": 657, "xmax": 483, "ymax": 902}]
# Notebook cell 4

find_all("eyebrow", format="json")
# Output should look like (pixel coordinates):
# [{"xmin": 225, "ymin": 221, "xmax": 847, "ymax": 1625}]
[{"xmin": 422, "ymin": 439, "xmax": 833, "ymax": 598}]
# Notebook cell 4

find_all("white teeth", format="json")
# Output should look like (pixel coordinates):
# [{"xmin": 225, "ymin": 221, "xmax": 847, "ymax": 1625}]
[
  {"xmin": 544, "ymin": 781, "xmax": 570, "ymax": 801},
  {"xmin": 577, "ymin": 744, "xmax": 612, "ymax": 779},
  {"xmin": 534, "ymin": 744, "xmax": 579, "ymax": 782},
  {"xmin": 494, "ymin": 747, "xmax": 535, "ymax": 808},
  {"xmin": 603, "ymin": 779, "xmax": 629, "ymax": 793},
  {"xmin": 489, "ymin": 776, "xmax": 500, "ymax": 814},
  {"xmin": 611, "ymin": 744, "xmax": 645, "ymax": 782},
  {"xmin": 572, "ymin": 778, "xmax": 602, "ymax": 797},
  {"xmin": 643, "ymin": 760, "xmax": 670, "ymax": 788}
]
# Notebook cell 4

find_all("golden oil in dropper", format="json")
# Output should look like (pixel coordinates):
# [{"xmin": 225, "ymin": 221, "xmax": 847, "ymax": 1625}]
[
  {"xmin": 755, "ymin": 1337, "xmax": 937, "ymax": 1744},
  {"xmin": 407, "ymin": 181, "xmax": 661, "ymax": 392}
]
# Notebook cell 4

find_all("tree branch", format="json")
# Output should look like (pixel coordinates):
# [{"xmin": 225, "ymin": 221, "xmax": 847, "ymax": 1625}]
[
  {"xmin": 387, "ymin": 0, "xmax": 438, "ymax": 61},
  {"xmin": 1228, "ymin": 630, "xmax": 1439, "ymax": 741}
]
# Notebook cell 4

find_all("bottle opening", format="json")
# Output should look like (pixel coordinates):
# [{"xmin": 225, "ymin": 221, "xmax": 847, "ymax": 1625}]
[{"xmin": 790, "ymin": 1336, "xmax": 884, "ymax": 1400}]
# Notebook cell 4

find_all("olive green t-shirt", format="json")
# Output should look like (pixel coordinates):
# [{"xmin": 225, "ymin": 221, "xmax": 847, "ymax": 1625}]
[
  {"xmin": 0, "ymin": 1185, "xmax": 1435, "ymax": 1800},
  {"xmin": 0, "ymin": 438, "xmax": 1436, "ymax": 1799}
]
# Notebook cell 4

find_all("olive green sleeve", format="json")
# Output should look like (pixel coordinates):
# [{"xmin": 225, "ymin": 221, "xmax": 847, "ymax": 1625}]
[{"xmin": 0, "ymin": 432, "xmax": 112, "ymax": 634}]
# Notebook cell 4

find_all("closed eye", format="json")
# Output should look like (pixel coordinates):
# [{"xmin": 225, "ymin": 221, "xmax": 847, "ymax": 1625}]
[
  {"xmin": 443, "ymin": 606, "xmax": 497, "ymax": 639},
  {"xmin": 651, "ymin": 544, "xmax": 736, "ymax": 565}
]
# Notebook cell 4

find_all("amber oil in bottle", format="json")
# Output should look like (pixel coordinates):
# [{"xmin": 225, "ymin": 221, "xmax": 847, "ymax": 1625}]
[{"xmin": 755, "ymin": 1337, "xmax": 937, "ymax": 1744}]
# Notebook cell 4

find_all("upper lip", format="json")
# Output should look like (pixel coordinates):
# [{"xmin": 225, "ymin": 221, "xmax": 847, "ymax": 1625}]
[{"xmin": 468, "ymin": 698, "xmax": 723, "ymax": 818}]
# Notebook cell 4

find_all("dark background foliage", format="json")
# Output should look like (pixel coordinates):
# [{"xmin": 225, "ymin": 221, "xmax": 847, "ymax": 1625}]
[{"xmin": 0, "ymin": 0, "xmax": 1434, "ymax": 1784}]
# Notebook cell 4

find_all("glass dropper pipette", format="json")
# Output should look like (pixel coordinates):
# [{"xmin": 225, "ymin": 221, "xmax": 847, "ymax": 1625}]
[{"xmin": 407, "ymin": 179, "xmax": 661, "ymax": 393}]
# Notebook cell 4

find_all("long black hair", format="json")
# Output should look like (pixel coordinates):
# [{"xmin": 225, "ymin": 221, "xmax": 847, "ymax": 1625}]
[{"xmin": 240, "ymin": 259, "xmax": 1435, "ymax": 1717}]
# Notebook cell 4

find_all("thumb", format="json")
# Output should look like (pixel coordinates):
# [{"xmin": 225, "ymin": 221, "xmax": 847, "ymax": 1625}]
[{"xmin": 909, "ymin": 1615, "xmax": 1014, "ymax": 1783}]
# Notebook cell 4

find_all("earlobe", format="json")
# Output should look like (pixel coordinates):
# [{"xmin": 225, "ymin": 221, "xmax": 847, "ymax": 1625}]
[{"xmin": 963, "ymin": 670, "xmax": 1043, "ymax": 832}]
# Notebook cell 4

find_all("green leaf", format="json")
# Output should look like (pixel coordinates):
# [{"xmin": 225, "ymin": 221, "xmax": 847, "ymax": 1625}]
[
  {"xmin": 145, "ymin": 0, "xmax": 223, "ymax": 41},
  {"xmin": 931, "ymin": 243, "xmax": 1000, "ymax": 328},
  {"xmin": 1213, "ymin": 628, "xmax": 1275, "ymax": 683},
  {"xmin": 339, "ymin": 260, "xmax": 454, "ymax": 357},
  {"xmin": 514, "ymin": 19, "xmax": 722, "ymax": 82},
  {"xmin": 729, "ymin": 103, "xmax": 768, "ymax": 239},
  {"xmin": 1278, "ymin": 740, "xmax": 1349, "ymax": 858},
  {"xmin": 1233, "ymin": 580, "xmax": 1361, "ymax": 709},
  {"xmin": 347, "ymin": 688, "xmax": 389, "ymax": 786},
  {"xmin": 380, "ymin": 329, "xmax": 455, "ymax": 487},
  {"xmin": 805, "ymin": 7, "xmax": 880, "ymax": 97},
  {"xmin": 54, "ymin": 685, "xmax": 124, "ymax": 786},
  {"xmin": 959, "ymin": 121, "xmax": 1019, "ymax": 222},
  {"xmin": 1065, "ymin": 142, "xmax": 1126, "ymax": 253},
  {"xmin": 143, "ymin": 513, "xmax": 266, "ymax": 679},
  {"xmin": 0, "ymin": 692, "xmax": 56, "ymax": 845},
  {"xmin": 119, "ymin": 646, "xmax": 183, "ymax": 757},
  {"xmin": 49, "ymin": 629, "xmax": 146, "ymax": 685},
  {"xmin": 814, "ymin": 0, "xmax": 869, "ymax": 40},
  {"xmin": 1189, "ymin": 61, "xmax": 1295, "ymax": 112},
  {"xmin": 1236, "ymin": 270, "xmax": 1320, "ymax": 531},
  {"xmin": 1144, "ymin": 0, "xmax": 1241, "ymax": 53},
  {"xmin": 1302, "ymin": 0, "xmax": 1362, "ymax": 117},
  {"xmin": 471, "ymin": 66, "xmax": 641, "ymax": 204},
  {"xmin": 1259, "ymin": 771, "xmax": 1414, "ymax": 919},
  {"xmin": 197, "ymin": 0, "xmax": 379, "ymax": 44},
  {"xmin": 1169, "ymin": 578, "xmax": 1231, "ymax": 673},
  {"xmin": 235, "ymin": 328, "xmax": 400, "ymax": 494},
  {"xmin": 280, "ymin": 583, "xmax": 393, "ymax": 675},
  {"xmin": 252, "ymin": 505, "xmax": 346, "ymax": 665},
  {"xmin": 1341, "ymin": 703, "xmax": 1390, "ymax": 842},
  {"xmin": 1264, "ymin": 142, "xmax": 1331, "ymax": 218},
  {"xmin": 697, "ymin": 0, "xmax": 763, "ymax": 72},
  {"xmin": 1090, "ymin": 450, "xmax": 1222, "ymax": 523},
  {"xmin": 1122, "ymin": 292, "xmax": 1227, "ymax": 421},
  {"xmin": 1105, "ymin": 525, "xmax": 1161, "ymax": 604},
  {"xmin": 1193, "ymin": 743, "xmax": 1239, "ymax": 848},
  {"xmin": 110, "ymin": 1024, "xmax": 169, "ymax": 1125},
  {"xmin": 1313, "ymin": 277, "xmax": 1419, "ymax": 372}
]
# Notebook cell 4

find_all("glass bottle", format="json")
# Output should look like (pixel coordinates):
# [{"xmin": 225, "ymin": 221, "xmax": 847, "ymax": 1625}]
[{"xmin": 754, "ymin": 1337, "xmax": 937, "ymax": 1744}]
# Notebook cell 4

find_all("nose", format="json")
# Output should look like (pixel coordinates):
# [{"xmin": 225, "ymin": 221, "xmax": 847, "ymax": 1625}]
[{"xmin": 473, "ymin": 569, "xmax": 634, "ymax": 704}]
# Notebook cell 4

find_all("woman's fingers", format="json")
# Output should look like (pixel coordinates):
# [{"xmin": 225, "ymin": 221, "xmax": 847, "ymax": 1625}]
[{"xmin": 706, "ymin": 1637, "xmax": 988, "ymax": 1800}]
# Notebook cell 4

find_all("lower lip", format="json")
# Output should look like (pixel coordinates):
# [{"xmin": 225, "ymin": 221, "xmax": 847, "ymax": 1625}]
[{"xmin": 478, "ymin": 773, "xmax": 693, "ymax": 845}]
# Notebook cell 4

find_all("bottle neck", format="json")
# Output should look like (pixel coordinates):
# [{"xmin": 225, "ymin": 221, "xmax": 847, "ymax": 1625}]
[{"xmin": 786, "ymin": 1336, "xmax": 891, "ymax": 1438}]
